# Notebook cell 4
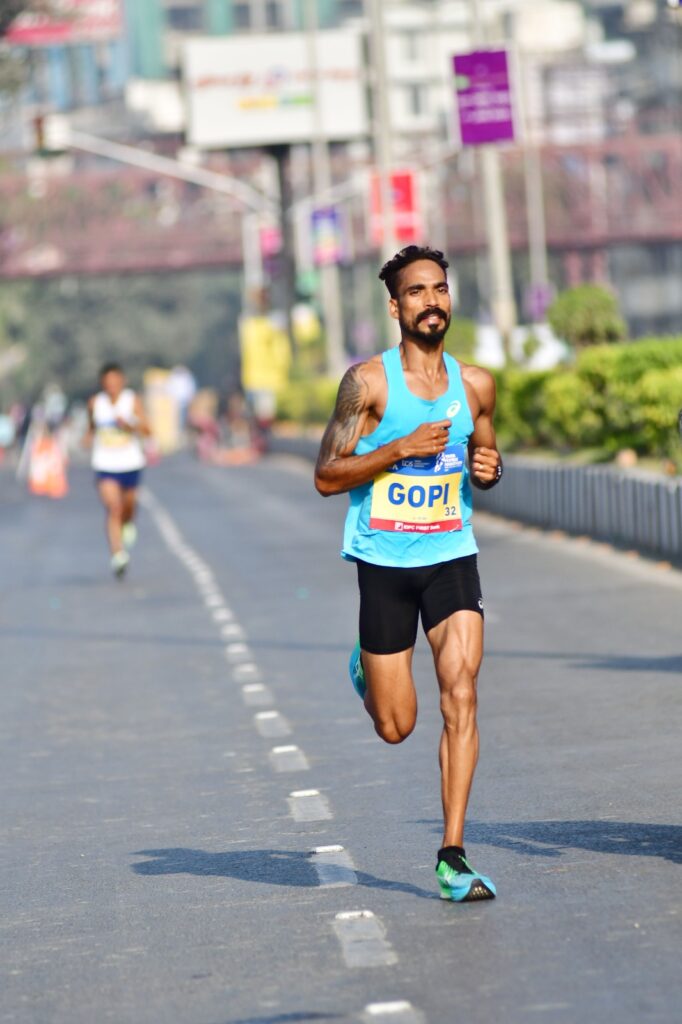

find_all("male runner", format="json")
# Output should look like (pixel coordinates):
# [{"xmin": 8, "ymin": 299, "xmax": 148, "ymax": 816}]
[
  {"xmin": 88, "ymin": 363, "xmax": 150, "ymax": 578},
  {"xmin": 315, "ymin": 245, "xmax": 502, "ymax": 902}
]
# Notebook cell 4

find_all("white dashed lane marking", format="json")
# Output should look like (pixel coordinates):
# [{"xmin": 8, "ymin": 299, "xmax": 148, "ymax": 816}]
[
  {"xmin": 287, "ymin": 789, "xmax": 332, "ymax": 822},
  {"xmin": 233, "ymin": 662, "xmax": 260, "ymax": 683},
  {"xmin": 212, "ymin": 608, "xmax": 233, "ymax": 623},
  {"xmin": 362, "ymin": 1002, "xmax": 425, "ymax": 1023},
  {"xmin": 310, "ymin": 845, "xmax": 357, "ymax": 887},
  {"xmin": 333, "ymin": 911, "xmax": 397, "ymax": 968},
  {"xmin": 269, "ymin": 745, "xmax": 310, "ymax": 772},
  {"xmin": 241, "ymin": 682, "xmax": 275, "ymax": 707},
  {"xmin": 224, "ymin": 642, "xmax": 251, "ymax": 663},
  {"xmin": 254, "ymin": 710, "xmax": 292, "ymax": 739}
]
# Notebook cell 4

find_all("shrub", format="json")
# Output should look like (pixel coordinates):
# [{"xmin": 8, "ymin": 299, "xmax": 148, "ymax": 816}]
[
  {"xmin": 548, "ymin": 284, "xmax": 627, "ymax": 350},
  {"xmin": 493, "ymin": 368, "xmax": 553, "ymax": 449}
]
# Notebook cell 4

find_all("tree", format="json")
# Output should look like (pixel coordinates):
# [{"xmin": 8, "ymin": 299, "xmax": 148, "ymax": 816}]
[{"xmin": 547, "ymin": 284, "xmax": 627, "ymax": 351}]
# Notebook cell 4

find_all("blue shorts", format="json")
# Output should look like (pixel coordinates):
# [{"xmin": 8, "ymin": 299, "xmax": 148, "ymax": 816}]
[{"xmin": 95, "ymin": 469, "xmax": 142, "ymax": 490}]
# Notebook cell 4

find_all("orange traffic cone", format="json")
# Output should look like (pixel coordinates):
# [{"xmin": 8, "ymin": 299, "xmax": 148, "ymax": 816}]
[{"xmin": 28, "ymin": 435, "xmax": 68, "ymax": 498}]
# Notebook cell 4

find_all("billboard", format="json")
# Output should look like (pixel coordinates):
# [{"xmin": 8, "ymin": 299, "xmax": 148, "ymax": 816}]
[
  {"xmin": 452, "ymin": 49, "xmax": 516, "ymax": 147},
  {"xmin": 184, "ymin": 31, "xmax": 367, "ymax": 149},
  {"xmin": 6, "ymin": 0, "xmax": 123, "ymax": 46}
]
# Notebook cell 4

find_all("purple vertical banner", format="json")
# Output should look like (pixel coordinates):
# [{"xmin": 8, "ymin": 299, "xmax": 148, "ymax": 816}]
[
  {"xmin": 311, "ymin": 206, "xmax": 343, "ymax": 267},
  {"xmin": 453, "ymin": 49, "xmax": 516, "ymax": 146}
]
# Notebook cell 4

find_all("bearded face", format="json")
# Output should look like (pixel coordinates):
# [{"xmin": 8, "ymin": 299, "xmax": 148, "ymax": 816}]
[{"xmin": 390, "ymin": 260, "xmax": 452, "ymax": 344}]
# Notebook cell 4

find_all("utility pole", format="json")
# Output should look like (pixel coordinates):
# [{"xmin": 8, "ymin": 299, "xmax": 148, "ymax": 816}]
[
  {"xmin": 469, "ymin": 0, "xmax": 517, "ymax": 358},
  {"xmin": 368, "ymin": 0, "xmax": 400, "ymax": 346},
  {"xmin": 517, "ymin": 49, "xmax": 551, "ymax": 320},
  {"xmin": 305, "ymin": 0, "xmax": 346, "ymax": 377}
]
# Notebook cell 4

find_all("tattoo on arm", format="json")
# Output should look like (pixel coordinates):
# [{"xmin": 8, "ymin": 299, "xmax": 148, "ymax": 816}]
[{"xmin": 318, "ymin": 366, "xmax": 369, "ymax": 465}]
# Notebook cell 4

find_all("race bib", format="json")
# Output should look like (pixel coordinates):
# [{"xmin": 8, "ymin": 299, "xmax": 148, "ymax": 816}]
[
  {"xmin": 97, "ymin": 425, "xmax": 131, "ymax": 448},
  {"xmin": 370, "ymin": 444, "xmax": 465, "ymax": 533}
]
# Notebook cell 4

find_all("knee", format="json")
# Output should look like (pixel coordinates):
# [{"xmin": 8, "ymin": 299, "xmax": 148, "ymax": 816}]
[
  {"xmin": 373, "ymin": 712, "xmax": 416, "ymax": 745},
  {"xmin": 440, "ymin": 675, "xmax": 478, "ymax": 729}
]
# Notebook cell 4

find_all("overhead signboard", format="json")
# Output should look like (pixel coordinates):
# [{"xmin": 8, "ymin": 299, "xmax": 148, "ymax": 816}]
[
  {"xmin": 452, "ymin": 49, "xmax": 516, "ymax": 146},
  {"xmin": 6, "ymin": 0, "xmax": 123, "ymax": 46},
  {"xmin": 184, "ymin": 31, "xmax": 367, "ymax": 149}
]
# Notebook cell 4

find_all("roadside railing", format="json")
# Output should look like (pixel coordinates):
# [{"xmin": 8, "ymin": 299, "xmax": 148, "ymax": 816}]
[{"xmin": 474, "ymin": 457, "xmax": 682, "ymax": 562}]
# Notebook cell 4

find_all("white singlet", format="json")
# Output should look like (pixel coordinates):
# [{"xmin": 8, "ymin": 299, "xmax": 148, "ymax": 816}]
[{"xmin": 91, "ymin": 389, "xmax": 146, "ymax": 473}]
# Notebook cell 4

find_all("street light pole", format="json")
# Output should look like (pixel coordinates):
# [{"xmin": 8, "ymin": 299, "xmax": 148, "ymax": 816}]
[
  {"xmin": 368, "ymin": 0, "xmax": 399, "ymax": 345},
  {"xmin": 305, "ymin": 0, "xmax": 346, "ymax": 377}
]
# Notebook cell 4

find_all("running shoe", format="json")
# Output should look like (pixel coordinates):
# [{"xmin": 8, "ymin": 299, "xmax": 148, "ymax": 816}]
[
  {"xmin": 122, "ymin": 523, "xmax": 137, "ymax": 549},
  {"xmin": 111, "ymin": 549, "xmax": 130, "ymax": 579},
  {"xmin": 436, "ymin": 848, "xmax": 496, "ymax": 902},
  {"xmin": 348, "ymin": 639, "xmax": 366, "ymax": 700}
]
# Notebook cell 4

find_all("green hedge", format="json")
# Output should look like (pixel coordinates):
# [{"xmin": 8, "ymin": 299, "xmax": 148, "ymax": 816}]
[{"xmin": 495, "ymin": 337, "xmax": 682, "ymax": 458}]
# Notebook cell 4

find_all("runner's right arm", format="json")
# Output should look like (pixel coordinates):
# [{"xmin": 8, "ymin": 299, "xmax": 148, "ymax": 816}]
[{"xmin": 315, "ymin": 362, "xmax": 451, "ymax": 496}]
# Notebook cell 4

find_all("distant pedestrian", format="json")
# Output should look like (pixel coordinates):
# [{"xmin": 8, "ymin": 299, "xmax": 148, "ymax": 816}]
[
  {"xmin": 88, "ymin": 364, "xmax": 151, "ymax": 578},
  {"xmin": 315, "ymin": 245, "xmax": 503, "ymax": 902}
]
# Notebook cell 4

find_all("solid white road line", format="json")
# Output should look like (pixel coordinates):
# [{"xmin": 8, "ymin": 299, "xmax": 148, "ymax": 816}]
[
  {"xmin": 287, "ymin": 789, "xmax": 332, "ymax": 822},
  {"xmin": 269, "ymin": 745, "xmax": 310, "ymax": 772},
  {"xmin": 310, "ymin": 845, "xmax": 357, "ymax": 887},
  {"xmin": 333, "ymin": 911, "xmax": 397, "ymax": 968}
]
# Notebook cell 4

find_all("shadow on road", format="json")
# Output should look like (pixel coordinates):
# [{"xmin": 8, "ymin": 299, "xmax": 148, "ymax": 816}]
[
  {"xmin": 225, "ymin": 1014, "xmax": 341, "ymax": 1024},
  {"xmin": 131, "ymin": 847, "xmax": 436, "ymax": 899},
  {"xmin": 415, "ymin": 819, "xmax": 682, "ymax": 864},
  {"xmin": 487, "ymin": 649, "xmax": 682, "ymax": 672}
]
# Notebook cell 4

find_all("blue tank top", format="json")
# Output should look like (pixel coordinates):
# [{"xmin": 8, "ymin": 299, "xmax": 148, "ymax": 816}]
[{"xmin": 342, "ymin": 347, "xmax": 478, "ymax": 567}]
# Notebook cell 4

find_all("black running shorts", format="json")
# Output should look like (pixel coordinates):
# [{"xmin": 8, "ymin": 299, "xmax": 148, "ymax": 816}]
[{"xmin": 356, "ymin": 555, "xmax": 483, "ymax": 655}]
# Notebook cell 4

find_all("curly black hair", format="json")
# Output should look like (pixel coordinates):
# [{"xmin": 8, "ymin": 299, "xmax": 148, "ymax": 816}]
[{"xmin": 378, "ymin": 245, "xmax": 449, "ymax": 298}]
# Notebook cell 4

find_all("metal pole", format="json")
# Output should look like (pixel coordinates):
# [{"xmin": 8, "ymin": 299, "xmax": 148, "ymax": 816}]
[
  {"xmin": 368, "ymin": 0, "xmax": 399, "ymax": 345},
  {"xmin": 305, "ymin": 0, "xmax": 346, "ymax": 377},
  {"xmin": 516, "ymin": 47, "xmax": 550, "ymax": 318},
  {"xmin": 468, "ymin": 0, "xmax": 517, "ymax": 358}
]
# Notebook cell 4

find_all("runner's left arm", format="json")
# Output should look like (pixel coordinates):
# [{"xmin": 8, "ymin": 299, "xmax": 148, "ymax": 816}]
[
  {"xmin": 115, "ymin": 395, "xmax": 152, "ymax": 437},
  {"xmin": 466, "ymin": 368, "xmax": 502, "ymax": 489}
]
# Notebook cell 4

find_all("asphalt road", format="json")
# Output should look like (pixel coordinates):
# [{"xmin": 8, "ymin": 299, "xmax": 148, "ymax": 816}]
[{"xmin": 1, "ymin": 453, "xmax": 681, "ymax": 1024}]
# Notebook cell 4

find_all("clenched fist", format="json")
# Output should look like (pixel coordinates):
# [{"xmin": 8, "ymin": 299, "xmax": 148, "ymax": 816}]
[
  {"xmin": 471, "ymin": 446, "xmax": 501, "ymax": 484},
  {"xmin": 400, "ymin": 419, "xmax": 451, "ymax": 459}
]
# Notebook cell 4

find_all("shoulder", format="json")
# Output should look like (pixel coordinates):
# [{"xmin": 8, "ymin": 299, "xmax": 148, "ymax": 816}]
[
  {"xmin": 458, "ymin": 361, "xmax": 496, "ymax": 406},
  {"xmin": 336, "ymin": 357, "xmax": 384, "ymax": 405}
]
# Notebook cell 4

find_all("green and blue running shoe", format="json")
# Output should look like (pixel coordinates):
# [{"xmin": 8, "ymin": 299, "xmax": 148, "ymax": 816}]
[
  {"xmin": 110, "ymin": 549, "xmax": 130, "ymax": 580},
  {"xmin": 348, "ymin": 639, "xmax": 366, "ymax": 700},
  {"xmin": 436, "ymin": 846, "xmax": 496, "ymax": 902}
]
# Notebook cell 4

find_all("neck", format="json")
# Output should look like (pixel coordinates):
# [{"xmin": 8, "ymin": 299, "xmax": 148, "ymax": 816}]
[{"xmin": 399, "ymin": 336, "xmax": 446, "ymax": 376}]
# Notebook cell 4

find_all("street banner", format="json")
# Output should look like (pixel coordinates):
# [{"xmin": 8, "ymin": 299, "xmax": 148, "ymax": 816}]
[
  {"xmin": 311, "ymin": 207, "xmax": 343, "ymax": 267},
  {"xmin": 370, "ymin": 170, "xmax": 421, "ymax": 246},
  {"xmin": 6, "ymin": 0, "xmax": 123, "ymax": 46},
  {"xmin": 452, "ymin": 49, "xmax": 516, "ymax": 146}
]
